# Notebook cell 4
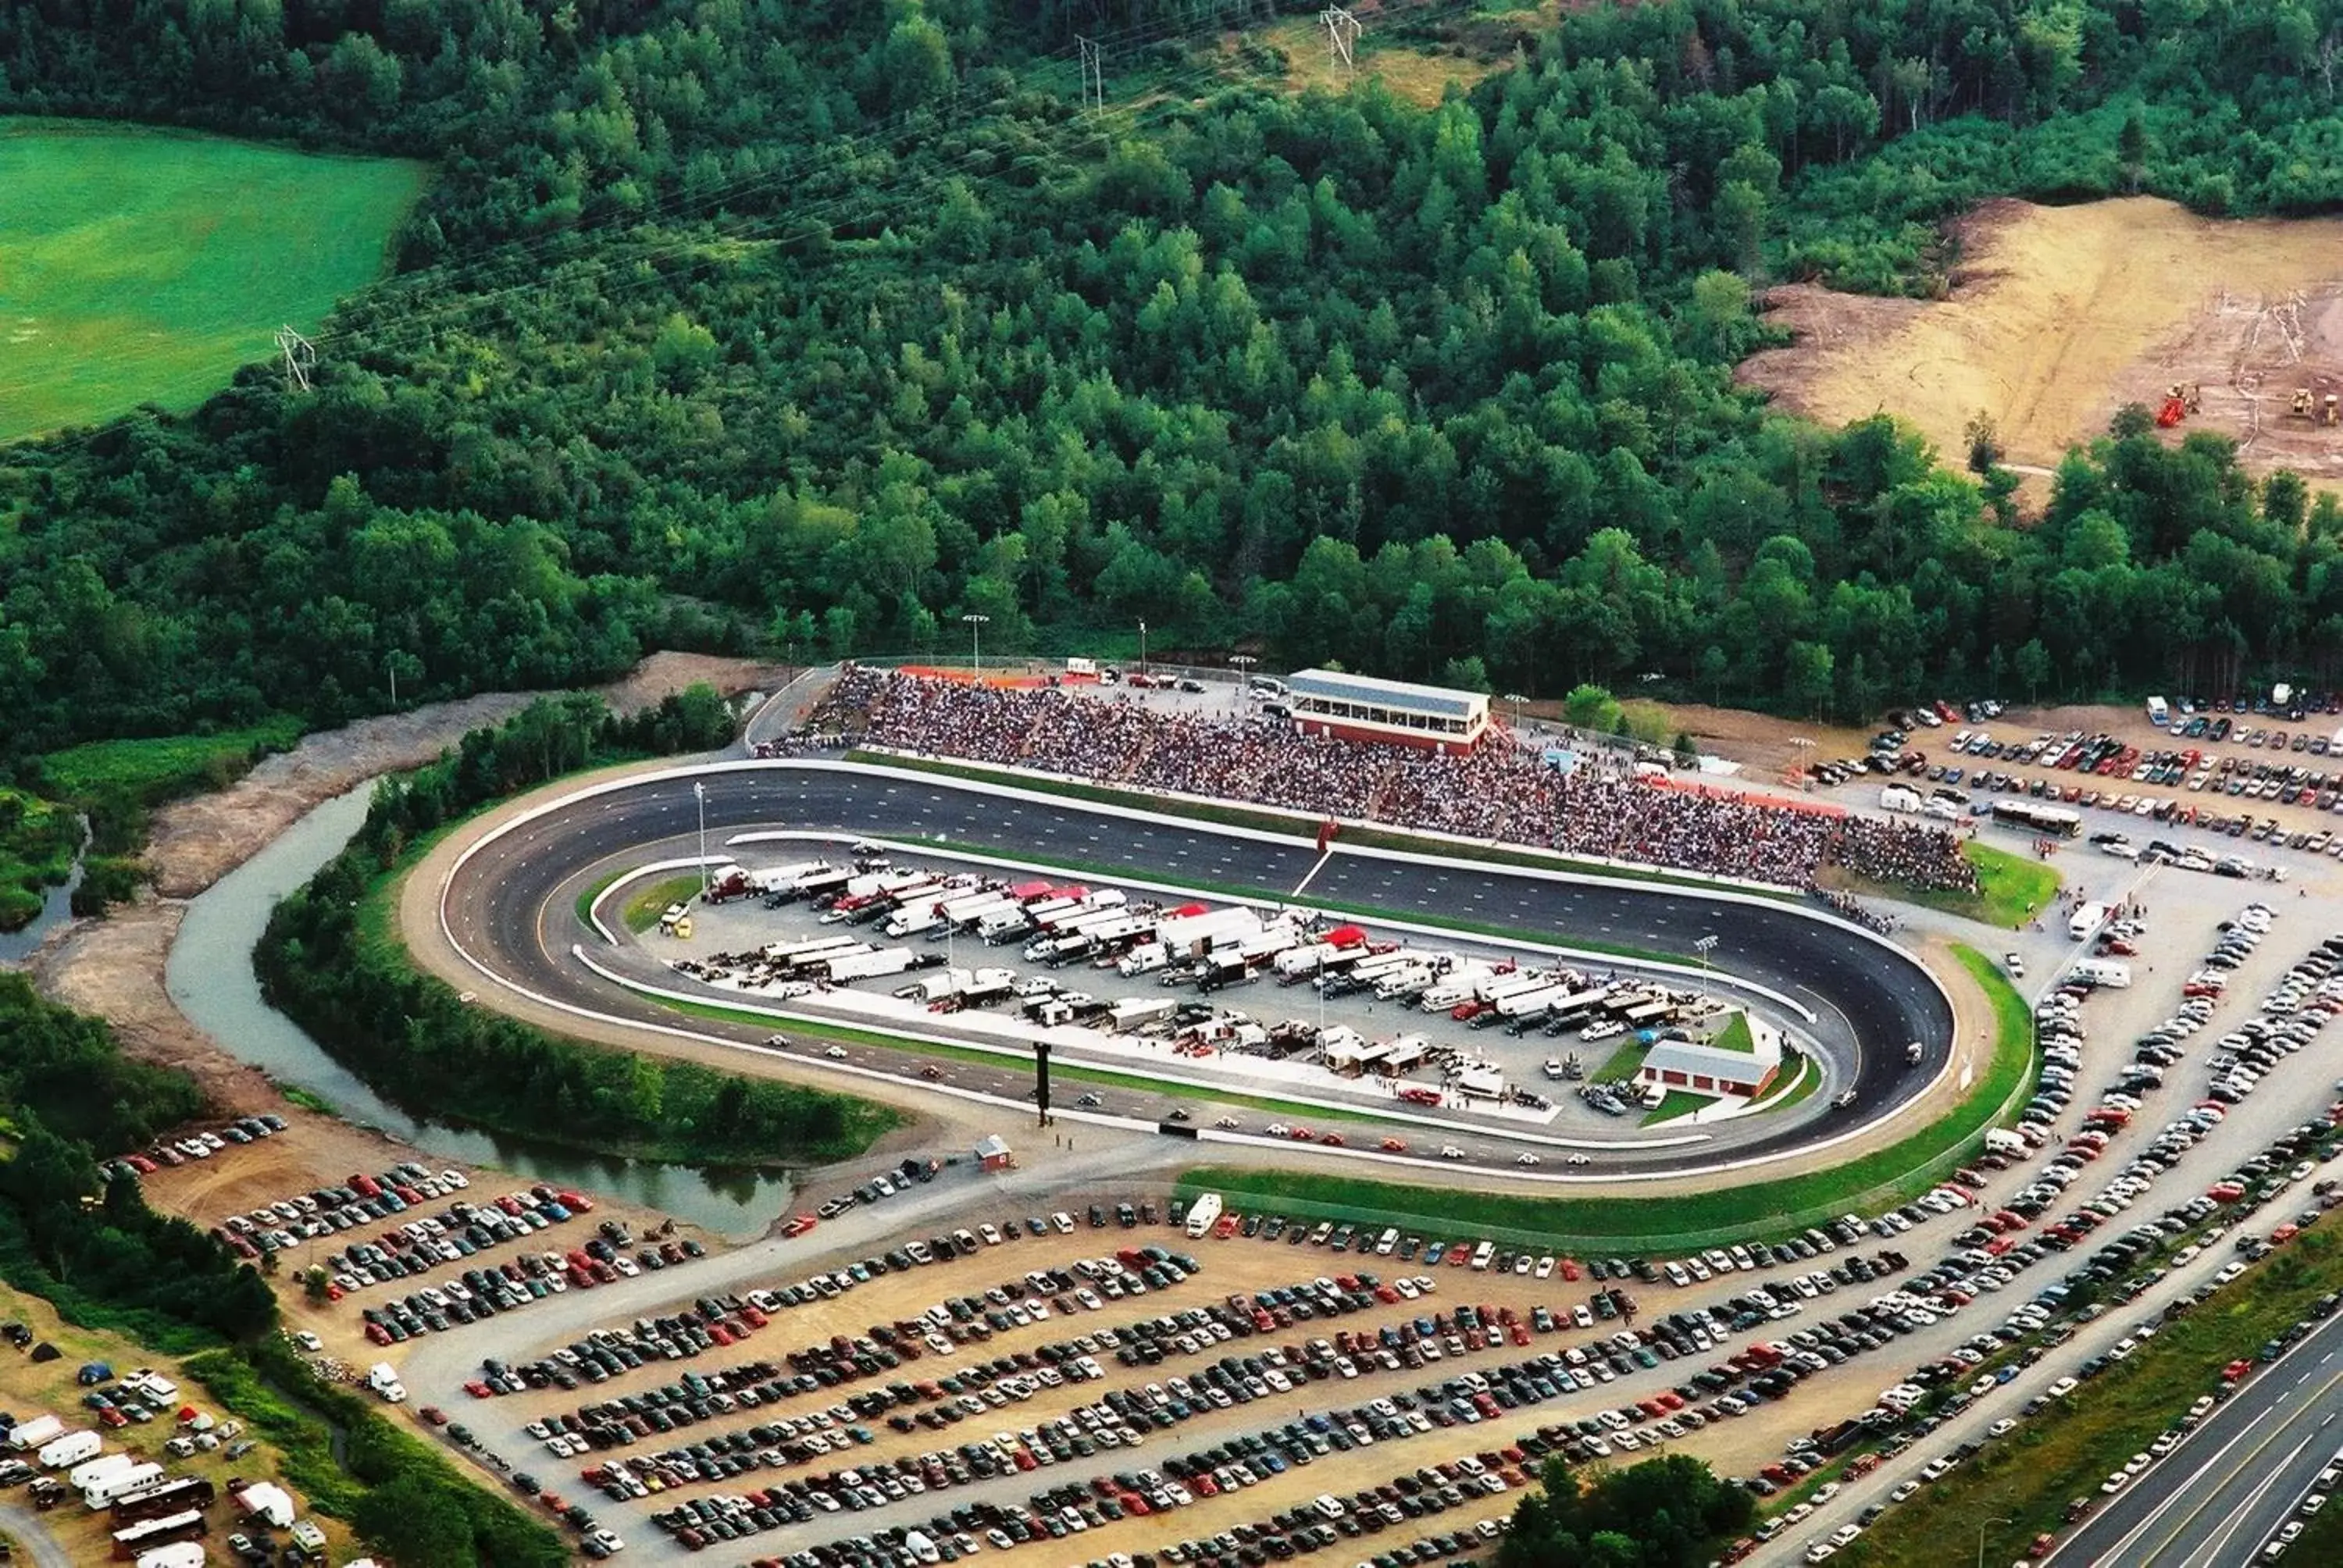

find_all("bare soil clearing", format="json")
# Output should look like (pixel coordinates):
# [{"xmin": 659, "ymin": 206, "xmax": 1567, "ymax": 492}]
[{"xmin": 1739, "ymin": 198, "xmax": 2343, "ymax": 485}]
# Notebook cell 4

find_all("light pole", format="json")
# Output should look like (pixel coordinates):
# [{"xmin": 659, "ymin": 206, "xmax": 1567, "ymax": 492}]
[
  {"xmin": 1139, "ymin": 619, "xmax": 1149, "ymax": 681},
  {"xmin": 1503, "ymin": 691, "xmax": 1527, "ymax": 739},
  {"xmin": 1977, "ymin": 1516, "xmax": 2013, "ymax": 1568},
  {"xmin": 388, "ymin": 654, "xmax": 400, "ymax": 708},
  {"xmin": 693, "ymin": 781, "xmax": 708, "ymax": 894},
  {"xmin": 1230, "ymin": 654, "xmax": 1256, "ymax": 706},
  {"xmin": 1695, "ymin": 935, "xmax": 1717, "ymax": 978},
  {"xmin": 963, "ymin": 613, "xmax": 990, "ymax": 681}
]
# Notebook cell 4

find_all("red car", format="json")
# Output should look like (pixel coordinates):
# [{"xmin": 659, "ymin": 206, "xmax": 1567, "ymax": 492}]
[
  {"xmin": 420, "ymin": 1406, "xmax": 448, "ymax": 1426},
  {"xmin": 781, "ymin": 1214, "xmax": 817, "ymax": 1238},
  {"xmin": 1380, "ymin": 1138, "xmax": 1408, "ymax": 1153}
]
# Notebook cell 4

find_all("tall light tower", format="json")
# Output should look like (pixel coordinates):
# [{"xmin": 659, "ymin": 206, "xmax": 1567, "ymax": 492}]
[
  {"xmin": 1229, "ymin": 654, "xmax": 1256, "ymax": 705},
  {"xmin": 1694, "ymin": 934, "xmax": 1717, "ymax": 979},
  {"xmin": 694, "ymin": 781, "xmax": 709, "ymax": 894},
  {"xmin": 963, "ymin": 612, "xmax": 990, "ymax": 681},
  {"xmin": 1503, "ymin": 691, "xmax": 1527, "ymax": 734},
  {"xmin": 1139, "ymin": 619, "xmax": 1149, "ymax": 681}
]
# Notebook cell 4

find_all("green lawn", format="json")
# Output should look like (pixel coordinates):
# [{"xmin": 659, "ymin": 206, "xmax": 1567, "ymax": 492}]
[
  {"xmin": 1710, "ymin": 1011, "xmax": 1756, "ymax": 1053},
  {"xmin": 1642, "ymin": 1091, "xmax": 1707, "ymax": 1125},
  {"xmin": 0, "ymin": 119, "xmax": 428, "ymax": 440},
  {"xmin": 622, "ymin": 875, "xmax": 703, "ymax": 933},
  {"xmin": 1173, "ymin": 942, "xmax": 2035, "ymax": 1251},
  {"xmin": 1590, "ymin": 1042, "xmax": 1649, "ymax": 1084},
  {"xmin": 1836, "ymin": 838, "xmax": 2062, "ymax": 929}
]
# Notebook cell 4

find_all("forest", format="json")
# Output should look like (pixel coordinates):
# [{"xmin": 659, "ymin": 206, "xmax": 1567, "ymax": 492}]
[
  {"xmin": 256, "ymin": 688, "xmax": 904, "ymax": 1168},
  {"xmin": 4, "ymin": 0, "xmax": 2343, "ymax": 763}
]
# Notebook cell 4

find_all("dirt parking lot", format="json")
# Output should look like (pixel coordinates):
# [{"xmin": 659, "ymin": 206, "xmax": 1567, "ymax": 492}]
[{"xmin": 0, "ymin": 1285, "xmax": 351, "ymax": 1565}]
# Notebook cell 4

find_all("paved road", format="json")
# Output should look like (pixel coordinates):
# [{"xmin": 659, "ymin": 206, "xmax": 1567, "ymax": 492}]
[
  {"xmin": 2056, "ymin": 1313, "xmax": 2343, "ymax": 1566},
  {"xmin": 441, "ymin": 762, "xmax": 1956, "ymax": 1175}
]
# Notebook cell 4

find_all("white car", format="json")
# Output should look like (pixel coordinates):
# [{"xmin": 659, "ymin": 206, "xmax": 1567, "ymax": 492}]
[
  {"xmin": 1517, "ymin": 1153, "xmax": 1542, "ymax": 1167},
  {"xmin": 2004, "ymin": 953, "xmax": 2025, "ymax": 978},
  {"xmin": 823, "ymin": 1044, "xmax": 847, "ymax": 1059},
  {"xmin": 1439, "ymin": 1146, "xmax": 1467, "ymax": 1160},
  {"xmin": 1566, "ymin": 1153, "xmax": 1591, "ymax": 1167}
]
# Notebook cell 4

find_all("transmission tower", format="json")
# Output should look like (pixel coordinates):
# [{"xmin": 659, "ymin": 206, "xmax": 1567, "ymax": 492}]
[
  {"xmin": 1321, "ymin": 6, "xmax": 1361, "ymax": 73},
  {"xmin": 1076, "ymin": 35, "xmax": 1106, "ymax": 113},
  {"xmin": 274, "ymin": 326, "xmax": 317, "ymax": 393}
]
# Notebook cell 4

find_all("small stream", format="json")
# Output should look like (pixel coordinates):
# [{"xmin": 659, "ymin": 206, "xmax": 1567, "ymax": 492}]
[
  {"xmin": 166, "ymin": 785, "xmax": 793, "ymax": 1239},
  {"xmin": 0, "ymin": 818, "xmax": 88, "ymax": 965}
]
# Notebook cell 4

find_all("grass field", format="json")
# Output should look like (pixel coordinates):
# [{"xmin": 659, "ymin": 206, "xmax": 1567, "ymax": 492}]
[
  {"xmin": 0, "ymin": 786, "xmax": 80, "ymax": 932},
  {"xmin": 1174, "ymin": 943, "xmax": 2035, "ymax": 1251},
  {"xmin": 1833, "ymin": 838, "xmax": 2061, "ymax": 929},
  {"xmin": 0, "ymin": 119, "xmax": 428, "ymax": 440},
  {"xmin": 622, "ymin": 875, "xmax": 704, "ymax": 932},
  {"xmin": 41, "ymin": 716, "xmax": 305, "ymax": 803}
]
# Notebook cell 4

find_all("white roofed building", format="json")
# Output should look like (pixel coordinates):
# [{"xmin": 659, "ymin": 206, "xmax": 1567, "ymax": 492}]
[
  {"xmin": 1634, "ymin": 1014, "xmax": 1782, "ymax": 1100},
  {"xmin": 1285, "ymin": 669, "xmax": 1489, "ymax": 754}
]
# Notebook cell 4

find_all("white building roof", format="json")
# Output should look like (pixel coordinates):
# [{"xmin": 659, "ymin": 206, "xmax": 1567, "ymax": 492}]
[
  {"xmin": 1287, "ymin": 669, "xmax": 1487, "ymax": 721},
  {"xmin": 974, "ymin": 1135, "xmax": 1012, "ymax": 1159},
  {"xmin": 1641, "ymin": 1035, "xmax": 1780, "ymax": 1085}
]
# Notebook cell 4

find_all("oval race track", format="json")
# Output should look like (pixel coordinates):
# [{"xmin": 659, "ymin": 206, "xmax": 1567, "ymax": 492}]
[{"xmin": 442, "ymin": 761, "xmax": 1961, "ymax": 1178}]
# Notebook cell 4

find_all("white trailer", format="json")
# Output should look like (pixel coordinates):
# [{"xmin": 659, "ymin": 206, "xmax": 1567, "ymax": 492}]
[
  {"xmin": 1020, "ymin": 896, "xmax": 1083, "ymax": 926},
  {"xmin": 1274, "ymin": 942, "xmax": 1345, "ymax": 980},
  {"xmin": 1475, "ymin": 973, "xmax": 1550, "ymax": 1005},
  {"xmin": 2070, "ymin": 958, "xmax": 2133, "ymax": 989},
  {"xmin": 978, "ymin": 907, "xmax": 1036, "ymax": 943},
  {"xmin": 1155, "ymin": 907, "xmax": 1262, "ymax": 957},
  {"xmin": 786, "ymin": 941, "xmax": 872, "ymax": 971},
  {"xmin": 2069, "ymin": 901, "xmax": 2113, "ymax": 942},
  {"xmin": 1496, "ymin": 983, "xmax": 1571, "ymax": 1019},
  {"xmin": 822, "ymin": 948, "xmax": 923, "ymax": 983},
  {"xmin": 1108, "ymin": 997, "xmax": 1178, "ymax": 1032},
  {"xmin": 84, "ymin": 1461, "xmax": 163, "ymax": 1509},
  {"xmin": 37, "ymin": 1431, "xmax": 99, "ymax": 1469},
  {"xmin": 68, "ymin": 1452, "xmax": 132, "ymax": 1491},
  {"xmin": 6, "ymin": 1415, "xmax": 62, "ymax": 1452},
  {"xmin": 1381, "ymin": 1035, "xmax": 1428, "ymax": 1073},
  {"xmin": 897, "ymin": 968, "xmax": 973, "ymax": 1003},
  {"xmin": 945, "ymin": 895, "xmax": 1020, "ymax": 932},
  {"xmin": 765, "ymin": 935, "xmax": 864, "ymax": 966},
  {"xmin": 1076, "ymin": 914, "xmax": 1154, "ymax": 950},
  {"xmin": 746, "ymin": 861, "xmax": 829, "ymax": 894},
  {"xmin": 1375, "ymin": 965, "xmax": 1433, "ymax": 1000},
  {"xmin": 883, "ymin": 906, "xmax": 945, "ymax": 939},
  {"xmin": 1034, "ymin": 892, "xmax": 1127, "ymax": 929},
  {"xmin": 1185, "ymin": 1193, "xmax": 1224, "ymax": 1239}
]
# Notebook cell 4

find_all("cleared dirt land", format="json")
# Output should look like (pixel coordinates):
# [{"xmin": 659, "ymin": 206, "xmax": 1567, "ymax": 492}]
[{"xmin": 1739, "ymin": 198, "xmax": 2343, "ymax": 485}]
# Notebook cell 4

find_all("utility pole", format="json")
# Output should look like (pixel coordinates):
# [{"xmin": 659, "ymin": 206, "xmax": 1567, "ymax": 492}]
[
  {"xmin": 694, "ymin": 782, "xmax": 708, "ymax": 894},
  {"xmin": 1321, "ymin": 6, "xmax": 1361, "ymax": 72},
  {"xmin": 275, "ymin": 326, "xmax": 316, "ymax": 393},
  {"xmin": 1139, "ymin": 620, "xmax": 1149, "ymax": 682},
  {"xmin": 963, "ymin": 613, "xmax": 990, "ymax": 681},
  {"xmin": 1076, "ymin": 35, "xmax": 1105, "ymax": 114}
]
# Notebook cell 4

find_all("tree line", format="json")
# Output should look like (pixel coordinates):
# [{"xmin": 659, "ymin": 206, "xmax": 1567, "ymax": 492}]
[
  {"xmin": 255, "ymin": 690, "xmax": 904, "ymax": 1167},
  {"xmin": 3, "ymin": 0, "xmax": 2343, "ymax": 762}
]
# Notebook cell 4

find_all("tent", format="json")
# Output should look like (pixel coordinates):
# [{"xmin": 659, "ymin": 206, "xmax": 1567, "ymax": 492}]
[{"xmin": 28, "ymin": 1342, "xmax": 59, "ymax": 1363}]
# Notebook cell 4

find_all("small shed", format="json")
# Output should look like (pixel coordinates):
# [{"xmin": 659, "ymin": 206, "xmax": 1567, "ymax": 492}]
[{"xmin": 975, "ymin": 1135, "xmax": 1015, "ymax": 1172}]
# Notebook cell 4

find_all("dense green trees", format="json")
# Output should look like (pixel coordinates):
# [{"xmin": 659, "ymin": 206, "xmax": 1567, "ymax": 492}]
[
  {"xmin": 3, "ymin": 0, "xmax": 2343, "ymax": 761},
  {"xmin": 0, "ymin": 975, "xmax": 276, "ymax": 1348},
  {"xmin": 256, "ymin": 691, "xmax": 901, "ymax": 1166},
  {"xmin": 1498, "ymin": 1453, "xmax": 1756, "ymax": 1568}
]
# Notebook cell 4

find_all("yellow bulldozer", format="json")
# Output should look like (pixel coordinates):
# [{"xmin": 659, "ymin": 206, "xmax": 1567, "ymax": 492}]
[{"xmin": 2289, "ymin": 387, "xmax": 2341, "ymax": 426}]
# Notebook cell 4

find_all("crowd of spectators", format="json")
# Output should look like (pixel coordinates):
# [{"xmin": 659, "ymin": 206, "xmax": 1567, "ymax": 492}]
[{"xmin": 806, "ymin": 668, "xmax": 1979, "ymax": 895}]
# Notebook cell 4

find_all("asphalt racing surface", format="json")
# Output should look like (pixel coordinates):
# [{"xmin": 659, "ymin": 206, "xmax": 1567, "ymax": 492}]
[{"xmin": 448, "ymin": 762, "xmax": 1955, "ymax": 1173}]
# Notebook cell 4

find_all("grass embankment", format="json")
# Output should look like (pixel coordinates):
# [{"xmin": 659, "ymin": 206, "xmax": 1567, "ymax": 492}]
[
  {"xmin": 1711, "ymin": 1011, "xmax": 1756, "ymax": 1053},
  {"xmin": 1591, "ymin": 1043, "xmax": 1649, "ymax": 1083},
  {"xmin": 1835, "ymin": 839, "xmax": 2061, "ymax": 930},
  {"xmin": 1642, "ymin": 1091, "xmax": 1707, "ymax": 1125},
  {"xmin": 848, "ymin": 750, "xmax": 1799, "ymax": 902},
  {"xmin": 0, "ymin": 119, "xmax": 428, "ymax": 440},
  {"xmin": 1846, "ymin": 1230, "xmax": 2343, "ymax": 1568},
  {"xmin": 0, "ymin": 785, "xmax": 80, "ymax": 931},
  {"xmin": 38, "ymin": 717, "xmax": 306, "ymax": 911},
  {"xmin": 1174, "ymin": 943, "xmax": 2032, "ymax": 1251},
  {"xmin": 1768, "ymin": 1048, "xmax": 1823, "ymax": 1113},
  {"xmin": 191, "ymin": 1338, "xmax": 565, "ymax": 1566},
  {"xmin": 622, "ymin": 875, "xmax": 704, "ymax": 932}
]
